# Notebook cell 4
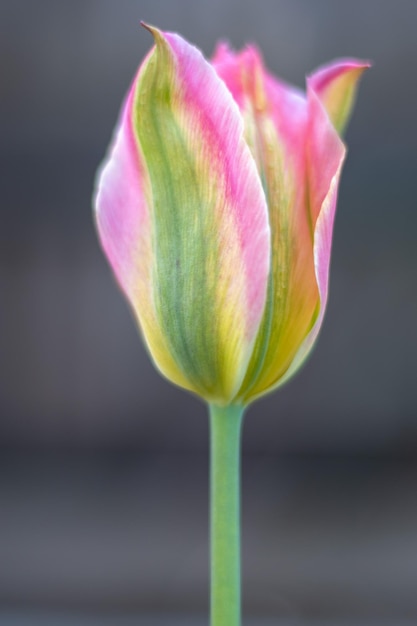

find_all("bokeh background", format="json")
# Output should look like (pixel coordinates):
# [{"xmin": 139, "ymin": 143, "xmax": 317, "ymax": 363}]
[{"xmin": 1, "ymin": 0, "xmax": 417, "ymax": 623}]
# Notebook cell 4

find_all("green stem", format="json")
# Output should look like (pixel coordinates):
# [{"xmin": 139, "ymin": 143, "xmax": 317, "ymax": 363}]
[{"xmin": 209, "ymin": 403, "xmax": 245, "ymax": 626}]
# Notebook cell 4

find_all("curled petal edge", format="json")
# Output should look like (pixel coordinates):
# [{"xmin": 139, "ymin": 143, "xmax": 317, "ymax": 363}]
[{"xmin": 309, "ymin": 58, "xmax": 371, "ymax": 135}]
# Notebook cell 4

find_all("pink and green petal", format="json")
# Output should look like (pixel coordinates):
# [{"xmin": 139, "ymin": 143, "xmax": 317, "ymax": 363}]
[
  {"xmin": 309, "ymin": 58, "xmax": 371, "ymax": 135},
  {"xmin": 99, "ymin": 26, "xmax": 270, "ymax": 404},
  {"xmin": 94, "ymin": 67, "xmax": 194, "ymax": 392},
  {"xmin": 213, "ymin": 51, "xmax": 368, "ymax": 401},
  {"xmin": 267, "ymin": 60, "xmax": 368, "ymax": 391},
  {"xmin": 213, "ymin": 46, "xmax": 320, "ymax": 402},
  {"xmin": 274, "ymin": 80, "xmax": 348, "ymax": 388}
]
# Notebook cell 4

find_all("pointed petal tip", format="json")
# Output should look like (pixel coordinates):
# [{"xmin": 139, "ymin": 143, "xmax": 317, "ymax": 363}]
[
  {"xmin": 307, "ymin": 58, "xmax": 371, "ymax": 136},
  {"xmin": 308, "ymin": 57, "xmax": 372, "ymax": 80},
  {"xmin": 212, "ymin": 40, "xmax": 233, "ymax": 58},
  {"xmin": 211, "ymin": 40, "xmax": 264, "ymax": 68},
  {"xmin": 140, "ymin": 21, "xmax": 163, "ymax": 43},
  {"xmin": 306, "ymin": 58, "xmax": 372, "ymax": 100},
  {"xmin": 140, "ymin": 20, "xmax": 154, "ymax": 32},
  {"xmin": 139, "ymin": 20, "xmax": 152, "ymax": 34}
]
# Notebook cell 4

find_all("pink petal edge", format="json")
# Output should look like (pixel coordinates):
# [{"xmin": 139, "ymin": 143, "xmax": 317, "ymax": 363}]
[
  {"xmin": 309, "ymin": 57, "xmax": 372, "ymax": 95},
  {"xmin": 94, "ymin": 83, "xmax": 149, "ymax": 296}
]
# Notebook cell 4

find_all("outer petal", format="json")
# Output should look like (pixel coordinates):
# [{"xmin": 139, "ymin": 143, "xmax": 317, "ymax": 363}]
[
  {"xmin": 213, "ymin": 46, "xmax": 319, "ymax": 402},
  {"xmin": 275, "ymin": 84, "xmax": 346, "ymax": 388},
  {"xmin": 277, "ymin": 62, "xmax": 369, "ymax": 387},
  {"xmin": 213, "ymin": 49, "xmax": 368, "ymax": 402},
  {"xmin": 309, "ymin": 58, "xmax": 371, "ymax": 135},
  {"xmin": 95, "ymin": 27, "xmax": 270, "ymax": 404},
  {"xmin": 94, "ymin": 63, "xmax": 192, "ymax": 392}
]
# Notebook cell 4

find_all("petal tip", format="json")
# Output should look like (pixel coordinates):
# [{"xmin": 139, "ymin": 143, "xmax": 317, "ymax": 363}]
[
  {"xmin": 307, "ymin": 57, "xmax": 371, "ymax": 135},
  {"xmin": 140, "ymin": 21, "xmax": 166, "ymax": 46},
  {"xmin": 140, "ymin": 21, "xmax": 155, "ymax": 34},
  {"xmin": 306, "ymin": 58, "xmax": 372, "ymax": 95},
  {"xmin": 211, "ymin": 40, "xmax": 234, "ymax": 61}
]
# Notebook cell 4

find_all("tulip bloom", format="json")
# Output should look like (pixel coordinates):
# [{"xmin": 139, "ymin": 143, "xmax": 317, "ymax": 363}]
[
  {"xmin": 95, "ymin": 25, "xmax": 368, "ymax": 407},
  {"xmin": 94, "ymin": 24, "xmax": 368, "ymax": 626}
]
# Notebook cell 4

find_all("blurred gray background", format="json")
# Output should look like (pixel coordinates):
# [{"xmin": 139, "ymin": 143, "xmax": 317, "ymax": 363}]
[{"xmin": 1, "ymin": 0, "xmax": 416, "ymax": 623}]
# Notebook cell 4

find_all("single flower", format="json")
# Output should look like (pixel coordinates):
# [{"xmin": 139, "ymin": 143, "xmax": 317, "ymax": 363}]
[
  {"xmin": 94, "ymin": 24, "xmax": 369, "ymax": 407},
  {"xmin": 93, "ymin": 25, "xmax": 369, "ymax": 626}
]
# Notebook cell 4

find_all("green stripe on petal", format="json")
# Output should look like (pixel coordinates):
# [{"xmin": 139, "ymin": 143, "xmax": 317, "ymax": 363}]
[
  {"xmin": 133, "ymin": 27, "xmax": 269, "ymax": 404},
  {"xmin": 212, "ymin": 47, "xmax": 319, "ymax": 402}
]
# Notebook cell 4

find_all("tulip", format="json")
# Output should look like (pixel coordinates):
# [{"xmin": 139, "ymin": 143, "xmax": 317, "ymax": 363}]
[{"xmin": 94, "ymin": 24, "xmax": 368, "ymax": 626}]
